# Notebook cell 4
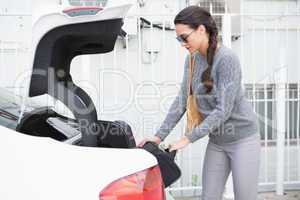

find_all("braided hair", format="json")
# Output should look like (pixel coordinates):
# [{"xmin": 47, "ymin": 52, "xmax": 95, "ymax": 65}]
[{"xmin": 174, "ymin": 6, "xmax": 219, "ymax": 93}]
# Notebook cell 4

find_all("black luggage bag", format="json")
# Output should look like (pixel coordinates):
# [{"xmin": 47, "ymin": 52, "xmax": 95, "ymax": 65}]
[
  {"xmin": 142, "ymin": 141, "xmax": 181, "ymax": 188},
  {"xmin": 95, "ymin": 120, "xmax": 181, "ymax": 188},
  {"xmin": 96, "ymin": 120, "xmax": 136, "ymax": 148}
]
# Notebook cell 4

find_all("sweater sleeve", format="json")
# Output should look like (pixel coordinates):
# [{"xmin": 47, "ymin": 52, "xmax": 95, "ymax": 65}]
[
  {"xmin": 186, "ymin": 54, "xmax": 241, "ymax": 143},
  {"xmin": 155, "ymin": 56, "xmax": 189, "ymax": 141}
]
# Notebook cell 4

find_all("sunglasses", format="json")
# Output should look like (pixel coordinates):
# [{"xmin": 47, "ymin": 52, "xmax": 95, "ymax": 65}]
[{"xmin": 176, "ymin": 30, "xmax": 195, "ymax": 44}]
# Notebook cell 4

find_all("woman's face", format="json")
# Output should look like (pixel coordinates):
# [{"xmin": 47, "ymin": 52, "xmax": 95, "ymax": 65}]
[{"xmin": 175, "ymin": 24, "xmax": 208, "ymax": 54}]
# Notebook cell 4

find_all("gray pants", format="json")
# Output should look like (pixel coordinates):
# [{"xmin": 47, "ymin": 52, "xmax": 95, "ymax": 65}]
[{"xmin": 202, "ymin": 134, "xmax": 261, "ymax": 200}]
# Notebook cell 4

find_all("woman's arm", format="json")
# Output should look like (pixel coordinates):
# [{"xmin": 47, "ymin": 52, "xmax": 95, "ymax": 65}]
[{"xmin": 155, "ymin": 56, "xmax": 189, "ymax": 141}]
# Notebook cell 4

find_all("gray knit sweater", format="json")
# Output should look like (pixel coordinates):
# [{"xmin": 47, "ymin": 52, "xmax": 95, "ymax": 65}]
[{"xmin": 155, "ymin": 45, "xmax": 259, "ymax": 144}]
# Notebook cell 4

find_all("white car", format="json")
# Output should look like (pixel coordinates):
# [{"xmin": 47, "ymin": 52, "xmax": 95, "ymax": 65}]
[{"xmin": 0, "ymin": 3, "xmax": 169, "ymax": 200}]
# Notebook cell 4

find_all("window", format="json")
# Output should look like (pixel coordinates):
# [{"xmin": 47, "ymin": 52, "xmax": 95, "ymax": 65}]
[
  {"xmin": 0, "ymin": 89, "xmax": 21, "ymax": 129},
  {"xmin": 245, "ymin": 83, "xmax": 300, "ymax": 142},
  {"xmin": 0, "ymin": 88, "xmax": 38, "ymax": 130},
  {"xmin": 196, "ymin": 0, "xmax": 226, "ymax": 31},
  {"xmin": 0, "ymin": 109, "xmax": 18, "ymax": 129}
]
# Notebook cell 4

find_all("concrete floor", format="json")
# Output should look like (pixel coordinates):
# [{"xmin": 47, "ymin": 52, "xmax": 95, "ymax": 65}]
[
  {"xmin": 258, "ymin": 191, "xmax": 300, "ymax": 200},
  {"xmin": 174, "ymin": 191, "xmax": 300, "ymax": 200}
]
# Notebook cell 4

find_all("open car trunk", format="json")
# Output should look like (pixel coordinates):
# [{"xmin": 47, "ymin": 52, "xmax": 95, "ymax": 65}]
[
  {"xmin": 16, "ymin": 107, "xmax": 136, "ymax": 148},
  {"xmin": 21, "ymin": 5, "xmax": 136, "ymax": 148}
]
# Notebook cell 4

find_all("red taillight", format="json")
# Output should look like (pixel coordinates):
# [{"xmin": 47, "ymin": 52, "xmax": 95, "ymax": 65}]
[{"xmin": 99, "ymin": 165, "xmax": 165, "ymax": 200}]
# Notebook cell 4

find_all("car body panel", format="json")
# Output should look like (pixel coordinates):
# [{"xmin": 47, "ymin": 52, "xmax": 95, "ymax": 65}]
[{"xmin": 0, "ymin": 125, "xmax": 157, "ymax": 200}]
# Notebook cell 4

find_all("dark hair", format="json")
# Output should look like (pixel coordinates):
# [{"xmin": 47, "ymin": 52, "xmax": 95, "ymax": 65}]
[{"xmin": 174, "ymin": 6, "xmax": 218, "ymax": 93}]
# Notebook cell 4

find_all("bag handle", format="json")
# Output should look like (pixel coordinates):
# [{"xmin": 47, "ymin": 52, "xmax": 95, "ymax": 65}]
[{"xmin": 188, "ymin": 54, "xmax": 196, "ymax": 95}]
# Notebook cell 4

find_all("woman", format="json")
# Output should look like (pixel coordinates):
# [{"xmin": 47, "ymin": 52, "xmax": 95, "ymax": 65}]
[{"xmin": 139, "ymin": 6, "xmax": 261, "ymax": 200}]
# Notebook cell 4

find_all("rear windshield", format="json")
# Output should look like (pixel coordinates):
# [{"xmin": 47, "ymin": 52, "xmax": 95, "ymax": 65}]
[{"xmin": 0, "ymin": 88, "xmax": 38, "ymax": 129}]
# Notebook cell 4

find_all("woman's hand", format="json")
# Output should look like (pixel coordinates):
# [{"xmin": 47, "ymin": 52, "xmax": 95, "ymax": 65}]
[
  {"xmin": 138, "ymin": 136, "xmax": 161, "ymax": 147},
  {"xmin": 169, "ymin": 136, "xmax": 191, "ymax": 152}
]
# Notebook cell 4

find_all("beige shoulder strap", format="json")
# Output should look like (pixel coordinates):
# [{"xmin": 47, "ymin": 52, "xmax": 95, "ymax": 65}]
[{"xmin": 188, "ymin": 54, "xmax": 196, "ymax": 95}]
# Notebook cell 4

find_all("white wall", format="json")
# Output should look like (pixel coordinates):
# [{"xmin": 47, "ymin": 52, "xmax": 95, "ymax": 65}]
[
  {"xmin": 237, "ymin": 0, "xmax": 300, "ymax": 83},
  {"xmin": 243, "ymin": 0, "xmax": 300, "ymax": 14},
  {"xmin": 0, "ymin": 0, "xmax": 31, "ymax": 14},
  {"xmin": 0, "ymin": 0, "xmax": 32, "ymax": 89},
  {"xmin": 234, "ymin": 28, "xmax": 300, "ymax": 83}
]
